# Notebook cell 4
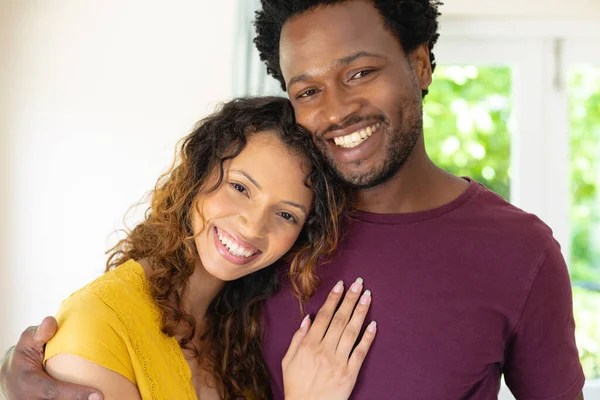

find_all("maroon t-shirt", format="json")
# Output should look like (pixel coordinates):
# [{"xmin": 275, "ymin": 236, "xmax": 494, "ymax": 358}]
[{"xmin": 263, "ymin": 180, "xmax": 584, "ymax": 399}]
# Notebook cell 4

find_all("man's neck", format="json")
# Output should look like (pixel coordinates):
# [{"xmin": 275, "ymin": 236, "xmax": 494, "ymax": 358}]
[{"xmin": 353, "ymin": 141, "xmax": 468, "ymax": 214}]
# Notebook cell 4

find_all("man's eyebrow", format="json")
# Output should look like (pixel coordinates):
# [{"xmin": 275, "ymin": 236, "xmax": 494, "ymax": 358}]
[
  {"xmin": 230, "ymin": 169, "xmax": 261, "ymax": 189},
  {"xmin": 287, "ymin": 51, "xmax": 385, "ymax": 88},
  {"xmin": 282, "ymin": 200, "xmax": 307, "ymax": 215},
  {"xmin": 288, "ymin": 73, "xmax": 312, "ymax": 88},
  {"xmin": 337, "ymin": 51, "xmax": 385, "ymax": 66}
]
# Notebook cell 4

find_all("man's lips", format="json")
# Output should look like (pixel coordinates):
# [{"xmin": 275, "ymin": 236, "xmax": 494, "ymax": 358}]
[{"xmin": 322, "ymin": 120, "xmax": 382, "ymax": 141}]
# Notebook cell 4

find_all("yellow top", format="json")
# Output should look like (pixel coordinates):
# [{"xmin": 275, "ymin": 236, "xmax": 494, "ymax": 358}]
[{"xmin": 44, "ymin": 260, "xmax": 198, "ymax": 400}]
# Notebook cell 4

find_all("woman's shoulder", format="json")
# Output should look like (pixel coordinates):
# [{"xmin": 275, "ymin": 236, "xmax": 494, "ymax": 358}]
[
  {"xmin": 44, "ymin": 261, "xmax": 152, "ymax": 384},
  {"xmin": 90, "ymin": 259, "xmax": 148, "ymax": 293},
  {"xmin": 56, "ymin": 259, "xmax": 161, "ymax": 335},
  {"xmin": 63, "ymin": 260, "xmax": 150, "ymax": 307}
]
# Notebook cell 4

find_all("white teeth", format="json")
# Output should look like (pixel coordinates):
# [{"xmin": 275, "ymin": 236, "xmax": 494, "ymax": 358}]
[
  {"xmin": 217, "ymin": 229, "xmax": 255, "ymax": 258},
  {"xmin": 332, "ymin": 122, "xmax": 381, "ymax": 149}
]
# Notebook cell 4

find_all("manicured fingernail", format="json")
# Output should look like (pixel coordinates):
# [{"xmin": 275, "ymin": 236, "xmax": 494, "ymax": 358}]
[
  {"xmin": 367, "ymin": 321, "xmax": 377, "ymax": 333},
  {"xmin": 333, "ymin": 280, "xmax": 344, "ymax": 293},
  {"xmin": 360, "ymin": 289, "xmax": 371, "ymax": 304},
  {"xmin": 89, "ymin": 394, "xmax": 101, "ymax": 400},
  {"xmin": 300, "ymin": 314, "xmax": 310, "ymax": 328},
  {"xmin": 351, "ymin": 277, "xmax": 363, "ymax": 293}
]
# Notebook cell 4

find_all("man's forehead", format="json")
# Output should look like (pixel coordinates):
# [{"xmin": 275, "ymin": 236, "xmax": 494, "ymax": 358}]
[
  {"xmin": 279, "ymin": 1, "xmax": 384, "ymax": 49},
  {"xmin": 279, "ymin": 2, "xmax": 391, "ymax": 78}
]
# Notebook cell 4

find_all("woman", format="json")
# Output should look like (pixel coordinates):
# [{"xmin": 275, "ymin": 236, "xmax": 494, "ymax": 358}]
[{"xmin": 42, "ymin": 97, "xmax": 376, "ymax": 399}]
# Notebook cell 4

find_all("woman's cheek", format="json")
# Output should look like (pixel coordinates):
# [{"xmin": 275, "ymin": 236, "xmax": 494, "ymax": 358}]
[{"xmin": 279, "ymin": 228, "xmax": 304, "ymax": 258}]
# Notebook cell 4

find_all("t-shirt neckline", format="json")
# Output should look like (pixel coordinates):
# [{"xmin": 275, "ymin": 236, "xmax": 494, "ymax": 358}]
[{"xmin": 349, "ymin": 177, "xmax": 480, "ymax": 225}]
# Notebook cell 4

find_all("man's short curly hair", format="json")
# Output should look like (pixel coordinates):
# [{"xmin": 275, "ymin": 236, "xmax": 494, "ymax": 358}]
[{"xmin": 254, "ymin": 0, "xmax": 443, "ymax": 98}]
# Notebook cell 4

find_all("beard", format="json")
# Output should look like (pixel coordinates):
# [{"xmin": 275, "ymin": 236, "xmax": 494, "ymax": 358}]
[{"xmin": 317, "ymin": 97, "xmax": 423, "ymax": 190}]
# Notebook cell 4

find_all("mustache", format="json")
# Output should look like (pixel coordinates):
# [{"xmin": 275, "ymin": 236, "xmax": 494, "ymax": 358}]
[{"xmin": 317, "ymin": 114, "xmax": 385, "ymax": 139}]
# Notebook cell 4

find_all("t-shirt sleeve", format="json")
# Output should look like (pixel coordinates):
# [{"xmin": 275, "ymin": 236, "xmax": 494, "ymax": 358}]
[
  {"xmin": 44, "ymin": 287, "xmax": 136, "ymax": 384},
  {"xmin": 503, "ymin": 238, "xmax": 585, "ymax": 400}
]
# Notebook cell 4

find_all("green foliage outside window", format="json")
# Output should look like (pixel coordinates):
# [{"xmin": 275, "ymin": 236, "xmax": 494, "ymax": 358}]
[
  {"xmin": 569, "ymin": 66, "xmax": 600, "ymax": 380},
  {"xmin": 423, "ymin": 65, "xmax": 600, "ymax": 379},
  {"xmin": 569, "ymin": 66, "xmax": 600, "ymax": 284},
  {"xmin": 423, "ymin": 66, "xmax": 511, "ymax": 199}
]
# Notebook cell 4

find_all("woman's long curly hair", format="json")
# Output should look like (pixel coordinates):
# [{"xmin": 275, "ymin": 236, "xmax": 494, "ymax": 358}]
[{"xmin": 106, "ymin": 96, "xmax": 348, "ymax": 399}]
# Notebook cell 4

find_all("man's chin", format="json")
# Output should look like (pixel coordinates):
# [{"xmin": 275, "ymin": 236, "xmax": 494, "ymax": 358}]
[
  {"xmin": 335, "ymin": 162, "xmax": 402, "ymax": 190},
  {"xmin": 336, "ymin": 169, "xmax": 382, "ymax": 189}
]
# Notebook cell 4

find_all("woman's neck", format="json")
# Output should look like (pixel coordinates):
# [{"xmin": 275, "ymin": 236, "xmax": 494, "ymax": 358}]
[
  {"xmin": 137, "ymin": 257, "xmax": 225, "ymax": 334},
  {"xmin": 181, "ymin": 259, "xmax": 226, "ymax": 324}
]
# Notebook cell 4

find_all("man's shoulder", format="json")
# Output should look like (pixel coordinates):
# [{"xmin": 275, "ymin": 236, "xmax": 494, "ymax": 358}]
[
  {"xmin": 449, "ymin": 183, "xmax": 560, "ymax": 286},
  {"xmin": 465, "ymin": 182, "xmax": 554, "ymax": 244}
]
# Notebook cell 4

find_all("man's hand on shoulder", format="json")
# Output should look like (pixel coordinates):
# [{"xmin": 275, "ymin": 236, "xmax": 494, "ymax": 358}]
[{"xmin": 0, "ymin": 316, "xmax": 103, "ymax": 400}]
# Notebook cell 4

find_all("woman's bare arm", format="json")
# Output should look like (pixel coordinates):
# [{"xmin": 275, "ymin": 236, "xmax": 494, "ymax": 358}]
[
  {"xmin": 46, "ymin": 354, "xmax": 141, "ymax": 400},
  {"xmin": 0, "ymin": 317, "xmax": 104, "ymax": 400}
]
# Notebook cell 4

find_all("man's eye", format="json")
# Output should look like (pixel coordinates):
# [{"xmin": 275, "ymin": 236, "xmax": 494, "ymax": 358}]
[
  {"xmin": 278, "ymin": 212, "xmax": 298, "ymax": 224},
  {"xmin": 298, "ymin": 89, "xmax": 318, "ymax": 99},
  {"xmin": 352, "ymin": 69, "xmax": 375, "ymax": 80}
]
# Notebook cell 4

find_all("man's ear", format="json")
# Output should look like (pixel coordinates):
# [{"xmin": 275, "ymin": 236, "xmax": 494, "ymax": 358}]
[{"xmin": 410, "ymin": 43, "xmax": 433, "ymax": 92}]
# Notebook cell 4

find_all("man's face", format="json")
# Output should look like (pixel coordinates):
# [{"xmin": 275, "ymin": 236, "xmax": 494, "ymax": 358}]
[{"xmin": 279, "ymin": 0, "xmax": 432, "ymax": 188}]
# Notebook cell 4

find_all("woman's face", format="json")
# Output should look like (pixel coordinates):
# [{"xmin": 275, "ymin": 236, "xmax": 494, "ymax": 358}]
[{"xmin": 192, "ymin": 130, "xmax": 314, "ymax": 281}]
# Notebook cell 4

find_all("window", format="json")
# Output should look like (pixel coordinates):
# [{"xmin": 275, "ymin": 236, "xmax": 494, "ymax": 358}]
[
  {"xmin": 569, "ymin": 64, "xmax": 600, "ymax": 379},
  {"xmin": 435, "ymin": 25, "xmax": 600, "ymax": 396},
  {"xmin": 425, "ymin": 65, "xmax": 512, "ymax": 199}
]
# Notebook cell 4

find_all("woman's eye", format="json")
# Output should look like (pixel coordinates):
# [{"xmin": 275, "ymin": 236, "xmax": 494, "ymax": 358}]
[
  {"xmin": 232, "ymin": 183, "xmax": 247, "ymax": 194},
  {"xmin": 279, "ymin": 212, "xmax": 298, "ymax": 224},
  {"xmin": 352, "ymin": 69, "xmax": 374, "ymax": 80}
]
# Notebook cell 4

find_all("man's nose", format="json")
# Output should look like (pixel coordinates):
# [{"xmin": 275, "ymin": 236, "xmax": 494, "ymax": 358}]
[{"xmin": 321, "ymin": 86, "xmax": 362, "ymax": 128}]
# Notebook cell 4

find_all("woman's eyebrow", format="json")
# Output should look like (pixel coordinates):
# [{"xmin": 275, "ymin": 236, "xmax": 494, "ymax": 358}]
[
  {"xmin": 282, "ymin": 200, "xmax": 307, "ymax": 215},
  {"xmin": 230, "ymin": 169, "xmax": 261, "ymax": 189}
]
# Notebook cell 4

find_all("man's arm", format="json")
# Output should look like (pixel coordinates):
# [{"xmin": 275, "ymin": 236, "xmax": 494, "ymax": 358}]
[
  {"xmin": 503, "ymin": 239, "xmax": 585, "ymax": 400},
  {"xmin": 0, "ymin": 317, "xmax": 103, "ymax": 400}
]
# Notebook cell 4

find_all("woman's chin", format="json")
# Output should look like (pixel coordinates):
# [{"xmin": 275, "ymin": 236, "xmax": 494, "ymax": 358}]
[{"xmin": 200, "ymin": 259, "xmax": 251, "ymax": 281}]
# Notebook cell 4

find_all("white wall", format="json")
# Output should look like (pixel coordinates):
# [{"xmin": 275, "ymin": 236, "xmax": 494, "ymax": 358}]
[
  {"xmin": 1, "ymin": 0, "xmax": 236, "ymax": 351},
  {"xmin": 442, "ymin": 0, "xmax": 600, "ymax": 18},
  {"xmin": 0, "ymin": 0, "xmax": 15, "ymax": 355}
]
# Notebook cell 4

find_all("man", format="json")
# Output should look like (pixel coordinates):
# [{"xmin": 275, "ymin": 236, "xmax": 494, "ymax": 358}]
[{"xmin": 0, "ymin": 1, "xmax": 585, "ymax": 399}]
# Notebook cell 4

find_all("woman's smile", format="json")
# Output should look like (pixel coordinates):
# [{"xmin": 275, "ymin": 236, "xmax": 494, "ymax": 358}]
[{"xmin": 212, "ymin": 226, "xmax": 262, "ymax": 265}]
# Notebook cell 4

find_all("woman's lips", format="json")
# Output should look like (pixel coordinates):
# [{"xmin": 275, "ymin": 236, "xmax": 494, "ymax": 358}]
[{"xmin": 212, "ymin": 226, "xmax": 261, "ymax": 266}]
